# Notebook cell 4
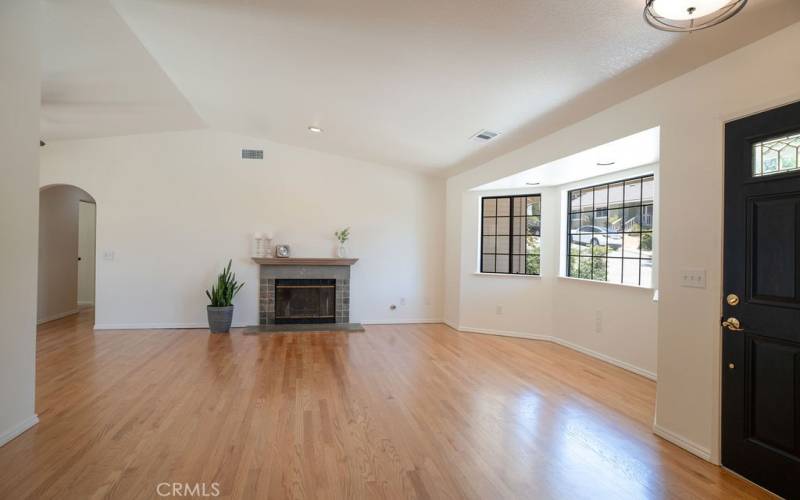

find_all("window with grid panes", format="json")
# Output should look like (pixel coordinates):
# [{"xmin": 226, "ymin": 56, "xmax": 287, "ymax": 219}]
[
  {"xmin": 480, "ymin": 195, "xmax": 541, "ymax": 275},
  {"xmin": 567, "ymin": 175, "xmax": 654, "ymax": 287}
]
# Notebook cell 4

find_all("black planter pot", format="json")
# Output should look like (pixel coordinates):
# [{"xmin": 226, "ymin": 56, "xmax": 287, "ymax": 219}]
[{"xmin": 207, "ymin": 305, "xmax": 234, "ymax": 333}]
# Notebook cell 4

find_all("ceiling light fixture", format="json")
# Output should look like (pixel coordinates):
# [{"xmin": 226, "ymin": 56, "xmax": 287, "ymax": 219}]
[
  {"xmin": 525, "ymin": 182, "xmax": 540, "ymax": 186},
  {"xmin": 644, "ymin": 0, "xmax": 747, "ymax": 32},
  {"xmin": 596, "ymin": 161, "xmax": 616, "ymax": 166},
  {"xmin": 308, "ymin": 126, "xmax": 323, "ymax": 133}
]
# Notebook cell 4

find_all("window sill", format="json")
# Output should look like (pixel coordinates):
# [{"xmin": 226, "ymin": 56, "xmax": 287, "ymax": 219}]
[
  {"xmin": 473, "ymin": 272, "xmax": 542, "ymax": 279},
  {"xmin": 557, "ymin": 275, "xmax": 653, "ymax": 290}
]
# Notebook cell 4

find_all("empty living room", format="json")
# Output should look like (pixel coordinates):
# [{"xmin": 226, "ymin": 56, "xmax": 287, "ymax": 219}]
[{"xmin": 3, "ymin": 0, "xmax": 800, "ymax": 498}]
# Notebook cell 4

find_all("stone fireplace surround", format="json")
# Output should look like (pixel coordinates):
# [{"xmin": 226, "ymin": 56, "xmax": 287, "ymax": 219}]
[{"xmin": 254, "ymin": 258, "xmax": 358, "ymax": 325}]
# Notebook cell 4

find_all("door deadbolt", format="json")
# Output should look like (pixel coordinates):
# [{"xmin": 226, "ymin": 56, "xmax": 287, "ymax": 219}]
[{"xmin": 726, "ymin": 293, "xmax": 739, "ymax": 306}]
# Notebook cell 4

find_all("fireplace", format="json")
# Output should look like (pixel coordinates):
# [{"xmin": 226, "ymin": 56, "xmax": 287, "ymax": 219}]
[
  {"xmin": 255, "ymin": 257, "xmax": 357, "ymax": 326},
  {"xmin": 274, "ymin": 279, "xmax": 336, "ymax": 324}
]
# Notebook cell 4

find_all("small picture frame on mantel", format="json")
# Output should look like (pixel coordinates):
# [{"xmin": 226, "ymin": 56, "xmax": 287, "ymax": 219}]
[{"xmin": 275, "ymin": 244, "xmax": 291, "ymax": 258}]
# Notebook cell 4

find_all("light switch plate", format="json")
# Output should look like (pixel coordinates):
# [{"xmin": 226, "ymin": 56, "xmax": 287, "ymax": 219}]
[{"xmin": 680, "ymin": 269, "xmax": 706, "ymax": 288}]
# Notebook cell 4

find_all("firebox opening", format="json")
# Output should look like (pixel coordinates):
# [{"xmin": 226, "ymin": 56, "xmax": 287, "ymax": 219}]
[{"xmin": 275, "ymin": 279, "xmax": 337, "ymax": 324}]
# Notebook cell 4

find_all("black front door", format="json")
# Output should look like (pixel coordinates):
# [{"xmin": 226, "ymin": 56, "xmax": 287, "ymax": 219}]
[{"xmin": 723, "ymin": 101, "xmax": 800, "ymax": 498}]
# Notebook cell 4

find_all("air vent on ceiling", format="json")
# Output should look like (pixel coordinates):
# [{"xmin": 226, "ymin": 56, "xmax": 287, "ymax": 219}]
[
  {"xmin": 470, "ymin": 129, "xmax": 501, "ymax": 143},
  {"xmin": 241, "ymin": 149, "xmax": 264, "ymax": 160}
]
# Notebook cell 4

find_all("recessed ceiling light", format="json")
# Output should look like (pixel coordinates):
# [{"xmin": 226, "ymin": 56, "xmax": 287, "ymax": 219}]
[
  {"xmin": 308, "ymin": 126, "xmax": 323, "ymax": 133},
  {"xmin": 597, "ymin": 161, "xmax": 616, "ymax": 166},
  {"xmin": 644, "ymin": 0, "xmax": 747, "ymax": 32}
]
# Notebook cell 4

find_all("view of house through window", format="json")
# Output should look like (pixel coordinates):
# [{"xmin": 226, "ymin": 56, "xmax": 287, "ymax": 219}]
[
  {"xmin": 481, "ymin": 195, "xmax": 541, "ymax": 275},
  {"xmin": 567, "ymin": 174, "xmax": 654, "ymax": 287}
]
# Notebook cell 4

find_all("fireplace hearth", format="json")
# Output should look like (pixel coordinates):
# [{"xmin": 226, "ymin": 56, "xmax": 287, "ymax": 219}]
[{"xmin": 275, "ymin": 279, "xmax": 336, "ymax": 324}]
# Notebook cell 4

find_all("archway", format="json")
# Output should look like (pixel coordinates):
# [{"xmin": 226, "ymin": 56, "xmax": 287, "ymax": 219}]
[{"xmin": 37, "ymin": 184, "xmax": 96, "ymax": 325}]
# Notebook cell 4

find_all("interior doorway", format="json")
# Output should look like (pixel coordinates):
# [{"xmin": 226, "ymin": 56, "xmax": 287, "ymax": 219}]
[
  {"xmin": 77, "ymin": 200, "xmax": 96, "ymax": 307},
  {"xmin": 37, "ymin": 185, "xmax": 96, "ymax": 324}
]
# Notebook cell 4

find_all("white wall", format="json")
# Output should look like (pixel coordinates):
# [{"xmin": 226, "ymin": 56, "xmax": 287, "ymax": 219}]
[
  {"xmin": 0, "ymin": 0, "xmax": 40, "ymax": 446},
  {"xmin": 40, "ymin": 129, "xmax": 445, "ymax": 328},
  {"xmin": 456, "ymin": 185, "xmax": 557, "ymax": 340},
  {"xmin": 37, "ymin": 185, "xmax": 95, "ymax": 323},
  {"xmin": 445, "ymin": 22, "xmax": 800, "ymax": 463}
]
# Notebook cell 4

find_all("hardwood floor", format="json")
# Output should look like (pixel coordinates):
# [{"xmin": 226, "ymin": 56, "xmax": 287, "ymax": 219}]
[{"xmin": 0, "ymin": 310, "xmax": 771, "ymax": 499}]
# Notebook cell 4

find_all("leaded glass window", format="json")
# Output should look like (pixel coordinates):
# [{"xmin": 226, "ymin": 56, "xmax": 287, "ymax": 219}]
[
  {"xmin": 481, "ymin": 194, "xmax": 541, "ymax": 275},
  {"xmin": 753, "ymin": 132, "xmax": 800, "ymax": 177}
]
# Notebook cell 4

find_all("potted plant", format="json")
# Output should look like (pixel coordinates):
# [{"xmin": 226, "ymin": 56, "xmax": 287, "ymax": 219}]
[
  {"xmin": 335, "ymin": 227, "xmax": 350, "ymax": 258},
  {"xmin": 205, "ymin": 260, "xmax": 244, "ymax": 333}
]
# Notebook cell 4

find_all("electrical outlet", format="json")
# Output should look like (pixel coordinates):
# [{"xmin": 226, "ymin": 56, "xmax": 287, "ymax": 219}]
[
  {"xmin": 680, "ymin": 269, "xmax": 706, "ymax": 289},
  {"xmin": 594, "ymin": 310, "xmax": 602, "ymax": 333},
  {"xmin": 424, "ymin": 297, "xmax": 431, "ymax": 307},
  {"xmin": 400, "ymin": 297, "xmax": 406, "ymax": 306},
  {"xmin": 496, "ymin": 305, "xmax": 503, "ymax": 315}
]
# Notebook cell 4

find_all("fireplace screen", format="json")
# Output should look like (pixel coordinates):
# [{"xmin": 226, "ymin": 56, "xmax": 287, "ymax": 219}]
[{"xmin": 275, "ymin": 279, "xmax": 336, "ymax": 324}]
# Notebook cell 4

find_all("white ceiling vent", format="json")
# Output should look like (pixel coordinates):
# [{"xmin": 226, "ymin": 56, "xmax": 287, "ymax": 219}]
[
  {"xmin": 241, "ymin": 148, "xmax": 264, "ymax": 160},
  {"xmin": 470, "ymin": 129, "xmax": 501, "ymax": 143}
]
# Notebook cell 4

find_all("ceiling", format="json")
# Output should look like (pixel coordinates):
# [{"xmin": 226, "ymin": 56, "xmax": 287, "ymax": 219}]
[
  {"xmin": 42, "ymin": 0, "xmax": 800, "ymax": 174},
  {"xmin": 41, "ymin": 0, "xmax": 205, "ymax": 141},
  {"xmin": 473, "ymin": 127, "xmax": 660, "ymax": 190}
]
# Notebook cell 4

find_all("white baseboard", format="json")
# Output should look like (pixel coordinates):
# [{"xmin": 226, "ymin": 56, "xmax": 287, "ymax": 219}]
[
  {"xmin": 457, "ymin": 325, "xmax": 656, "ymax": 381},
  {"xmin": 442, "ymin": 320, "xmax": 460, "ymax": 331},
  {"xmin": 555, "ymin": 337, "xmax": 657, "ymax": 381},
  {"xmin": 459, "ymin": 326, "xmax": 552, "ymax": 341},
  {"xmin": 653, "ymin": 423, "xmax": 712, "ymax": 462},
  {"xmin": 37, "ymin": 308, "xmax": 79, "ymax": 325},
  {"xmin": 94, "ymin": 321, "xmax": 250, "ymax": 331},
  {"xmin": 95, "ymin": 319, "xmax": 445, "ymax": 330},
  {"xmin": 361, "ymin": 318, "xmax": 443, "ymax": 325},
  {"xmin": 0, "ymin": 415, "xmax": 39, "ymax": 448}
]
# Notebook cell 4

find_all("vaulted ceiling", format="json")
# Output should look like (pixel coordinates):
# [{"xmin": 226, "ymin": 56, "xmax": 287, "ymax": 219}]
[{"xmin": 42, "ymin": 0, "xmax": 800, "ymax": 174}]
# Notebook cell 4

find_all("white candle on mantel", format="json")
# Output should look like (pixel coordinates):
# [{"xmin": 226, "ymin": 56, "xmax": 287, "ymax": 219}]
[
  {"xmin": 253, "ymin": 233, "xmax": 265, "ymax": 257},
  {"xmin": 263, "ymin": 232, "xmax": 274, "ymax": 257}
]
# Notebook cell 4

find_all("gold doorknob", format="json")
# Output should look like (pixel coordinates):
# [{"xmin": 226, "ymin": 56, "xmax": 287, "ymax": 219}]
[{"xmin": 722, "ymin": 317, "xmax": 744, "ymax": 331}]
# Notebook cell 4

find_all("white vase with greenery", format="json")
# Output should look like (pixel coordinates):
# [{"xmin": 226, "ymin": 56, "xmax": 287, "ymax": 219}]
[{"xmin": 335, "ymin": 227, "xmax": 350, "ymax": 258}]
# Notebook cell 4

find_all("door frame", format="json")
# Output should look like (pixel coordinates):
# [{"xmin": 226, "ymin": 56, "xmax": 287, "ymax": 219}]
[
  {"xmin": 37, "ymin": 183, "xmax": 98, "ymax": 322},
  {"xmin": 77, "ymin": 199, "xmax": 97, "ymax": 307},
  {"xmin": 717, "ymin": 97, "xmax": 800, "ymax": 468}
]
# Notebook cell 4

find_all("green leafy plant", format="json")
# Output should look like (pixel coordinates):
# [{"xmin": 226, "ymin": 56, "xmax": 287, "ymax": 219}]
[
  {"xmin": 335, "ymin": 227, "xmax": 351, "ymax": 244},
  {"xmin": 205, "ymin": 260, "xmax": 245, "ymax": 307},
  {"xmin": 569, "ymin": 245, "xmax": 609, "ymax": 281}
]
